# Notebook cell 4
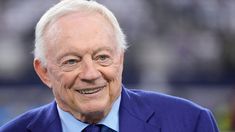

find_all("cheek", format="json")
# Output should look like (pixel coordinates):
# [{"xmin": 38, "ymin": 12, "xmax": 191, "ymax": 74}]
[
  {"xmin": 104, "ymin": 54, "xmax": 124, "ymax": 81},
  {"xmin": 47, "ymin": 65, "xmax": 61, "ymax": 80},
  {"xmin": 101, "ymin": 63, "xmax": 123, "ymax": 98},
  {"xmin": 113, "ymin": 60, "xmax": 123, "ymax": 80},
  {"xmin": 49, "ymin": 71, "xmax": 78, "ymax": 109},
  {"xmin": 48, "ymin": 66, "xmax": 77, "ymax": 89},
  {"xmin": 101, "ymin": 64, "xmax": 122, "ymax": 83}
]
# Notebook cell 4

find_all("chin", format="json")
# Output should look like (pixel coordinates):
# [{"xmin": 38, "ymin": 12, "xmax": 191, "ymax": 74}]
[{"xmin": 79, "ymin": 100, "xmax": 111, "ymax": 115}]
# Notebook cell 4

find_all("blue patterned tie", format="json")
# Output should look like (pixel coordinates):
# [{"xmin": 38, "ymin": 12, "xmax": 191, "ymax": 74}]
[
  {"xmin": 100, "ymin": 124, "xmax": 116, "ymax": 132},
  {"xmin": 82, "ymin": 124, "xmax": 100, "ymax": 132},
  {"xmin": 82, "ymin": 124, "xmax": 116, "ymax": 132}
]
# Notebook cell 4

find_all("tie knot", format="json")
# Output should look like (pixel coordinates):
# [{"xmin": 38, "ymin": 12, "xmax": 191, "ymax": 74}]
[
  {"xmin": 82, "ymin": 124, "xmax": 100, "ymax": 132},
  {"xmin": 82, "ymin": 124, "xmax": 116, "ymax": 132}
]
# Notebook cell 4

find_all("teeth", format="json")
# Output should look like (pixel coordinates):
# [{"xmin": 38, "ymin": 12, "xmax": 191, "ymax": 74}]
[{"xmin": 77, "ymin": 87, "xmax": 103, "ymax": 94}]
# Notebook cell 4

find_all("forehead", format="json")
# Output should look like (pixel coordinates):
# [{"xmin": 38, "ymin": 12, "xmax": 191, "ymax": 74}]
[
  {"xmin": 46, "ymin": 11, "xmax": 114, "ymax": 37},
  {"xmin": 44, "ymin": 11, "xmax": 118, "ymax": 57}
]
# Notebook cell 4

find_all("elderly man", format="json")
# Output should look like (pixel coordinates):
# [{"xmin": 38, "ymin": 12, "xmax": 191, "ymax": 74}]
[{"xmin": 0, "ymin": 0, "xmax": 219, "ymax": 132}]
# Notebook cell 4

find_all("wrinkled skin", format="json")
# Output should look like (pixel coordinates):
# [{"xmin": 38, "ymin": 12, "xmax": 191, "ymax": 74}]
[{"xmin": 34, "ymin": 12, "xmax": 124, "ymax": 123}]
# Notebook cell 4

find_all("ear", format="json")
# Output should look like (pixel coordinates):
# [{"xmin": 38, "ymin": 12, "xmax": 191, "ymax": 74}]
[{"xmin": 33, "ymin": 59, "xmax": 52, "ymax": 88}]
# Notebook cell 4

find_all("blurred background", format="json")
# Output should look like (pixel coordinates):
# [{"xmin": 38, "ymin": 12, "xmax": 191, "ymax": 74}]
[{"xmin": 0, "ymin": 0, "xmax": 234, "ymax": 131}]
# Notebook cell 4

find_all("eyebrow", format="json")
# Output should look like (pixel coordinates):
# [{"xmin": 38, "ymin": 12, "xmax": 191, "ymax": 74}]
[
  {"xmin": 93, "ymin": 46, "xmax": 114, "ymax": 55},
  {"xmin": 56, "ymin": 46, "xmax": 114, "ymax": 62},
  {"xmin": 56, "ymin": 50, "xmax": 82, "ymax": 63}
]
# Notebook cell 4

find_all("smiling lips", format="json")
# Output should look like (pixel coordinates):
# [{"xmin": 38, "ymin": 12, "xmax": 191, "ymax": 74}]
[{"xmin": 77, "ymin": 86, "xmax": 105, "ymax": 94}]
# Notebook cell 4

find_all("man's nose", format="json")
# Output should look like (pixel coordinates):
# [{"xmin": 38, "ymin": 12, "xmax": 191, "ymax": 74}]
[{"xmin": 78, "ymin": 59, "xmax": 101, "ymax": 82}]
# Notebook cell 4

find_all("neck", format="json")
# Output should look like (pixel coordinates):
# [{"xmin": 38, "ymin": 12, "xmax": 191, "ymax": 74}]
[
  {"xmin": 57, "ymin": 102, "xmax": 112, "ymax": 124},
  {"xmin": 74, "ymin": 111, "xmax": 106, "ymax": 124}
]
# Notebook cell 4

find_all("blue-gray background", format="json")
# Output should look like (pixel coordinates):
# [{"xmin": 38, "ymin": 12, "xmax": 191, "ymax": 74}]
[{"xmin": 0, "ymin": 0, "xmax": 234, "ymax": 131}]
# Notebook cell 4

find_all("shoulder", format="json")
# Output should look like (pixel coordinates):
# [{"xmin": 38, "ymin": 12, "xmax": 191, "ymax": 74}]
[
  {"xmin": 122, "ymin": 88, "xmax": 218, "ymax": 131},
  {"xmin": 125, "ymin": 88, "xmax": 208, "ymax": 116},
  {"xmin": 0, "ymin": 102, "xmax": 53, "ymax": 132},
  {"xmin": 124, "ymin": 88, "xmax": 218, "ymax": 130}
]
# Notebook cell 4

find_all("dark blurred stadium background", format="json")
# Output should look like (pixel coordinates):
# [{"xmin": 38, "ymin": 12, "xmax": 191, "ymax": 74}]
[{"xmin": 0, "ymin": 0, "xmax": 234, "ymax": 131}]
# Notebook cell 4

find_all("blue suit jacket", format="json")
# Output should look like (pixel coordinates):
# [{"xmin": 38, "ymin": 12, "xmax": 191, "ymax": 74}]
[{"xmin": 0, "ymin": 87, "xmax": 219, "ymax": 132}]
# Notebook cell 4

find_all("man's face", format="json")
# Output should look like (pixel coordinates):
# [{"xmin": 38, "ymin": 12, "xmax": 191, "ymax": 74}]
[{"xmin": 36, "ymin": 12, "xmax": 124, "ymax": 123}]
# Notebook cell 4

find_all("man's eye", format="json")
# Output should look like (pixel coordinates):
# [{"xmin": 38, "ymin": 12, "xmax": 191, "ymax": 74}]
[
  {"xmin": 63, "ymin": 59, "xmax": 78, "ymax": 65},
  {"xmin": 96, "ymin": 55, "xmax": 110, "ymax": 61},
  {"xmin": 59, "ymin": 58, "xmax": 80, "ymax": 72},
  {"xmin": 95, "ymin": 55, "xmax": 113, "ymax": 66},
  {"xmin": 98, "ymin": 55, "xmax": 109, "ymax": 60}
]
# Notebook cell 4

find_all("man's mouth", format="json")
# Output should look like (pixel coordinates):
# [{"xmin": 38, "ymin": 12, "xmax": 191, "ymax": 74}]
[{"xmin": 77, "ymin": 86, "xmax": 105, "ymax": 94}]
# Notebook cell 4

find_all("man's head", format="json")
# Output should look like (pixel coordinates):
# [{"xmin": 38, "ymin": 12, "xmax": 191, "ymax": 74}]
[{"xmin": 33, "ymin": 0, "xmax": 127, "ymax": 123}]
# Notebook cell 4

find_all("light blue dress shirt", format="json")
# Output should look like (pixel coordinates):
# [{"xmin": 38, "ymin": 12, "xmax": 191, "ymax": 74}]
[{"xmin": 57, "ymin": 95, "xmax": 121, "ymax": 132}]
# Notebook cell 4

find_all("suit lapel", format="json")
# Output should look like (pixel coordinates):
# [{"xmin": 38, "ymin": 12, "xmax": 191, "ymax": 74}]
[
  {"xmin": 119, "ymin": 87, "xmax": 161, "ymax": 132},
  {"xmin": 24, "ymin": 88, "xmax": 161, "ymax": 132},
  {"xmin": 26, "ymin": 101, "xmax": 62, "ymax": 132}
]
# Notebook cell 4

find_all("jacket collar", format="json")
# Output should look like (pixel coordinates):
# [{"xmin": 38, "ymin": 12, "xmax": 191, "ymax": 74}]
[
  {"xmin": 119, "ymin": 87, "xmax": 161, "ymax": 132},
  {"xmin": 25, "ymin": 87, "xmax": 161, "ymax": 132},
  {"xmin": 26, "ymin": 101, "xmax": 62, "ymax": 132}
]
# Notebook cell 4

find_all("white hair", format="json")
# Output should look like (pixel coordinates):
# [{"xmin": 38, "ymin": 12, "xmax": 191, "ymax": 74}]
[{"xmin": 34, "ymin": 0, "xmax": 127, "ymax": 66}]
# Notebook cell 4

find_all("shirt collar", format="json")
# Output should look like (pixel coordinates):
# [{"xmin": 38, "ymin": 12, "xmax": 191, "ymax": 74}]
[
  {"xmin": 57, "ymin": 95, "xmax": 121, "ymax": 132},
  {"xmin": 98, "ymin": 95, "xmax": 121, "ymax": 131}
]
